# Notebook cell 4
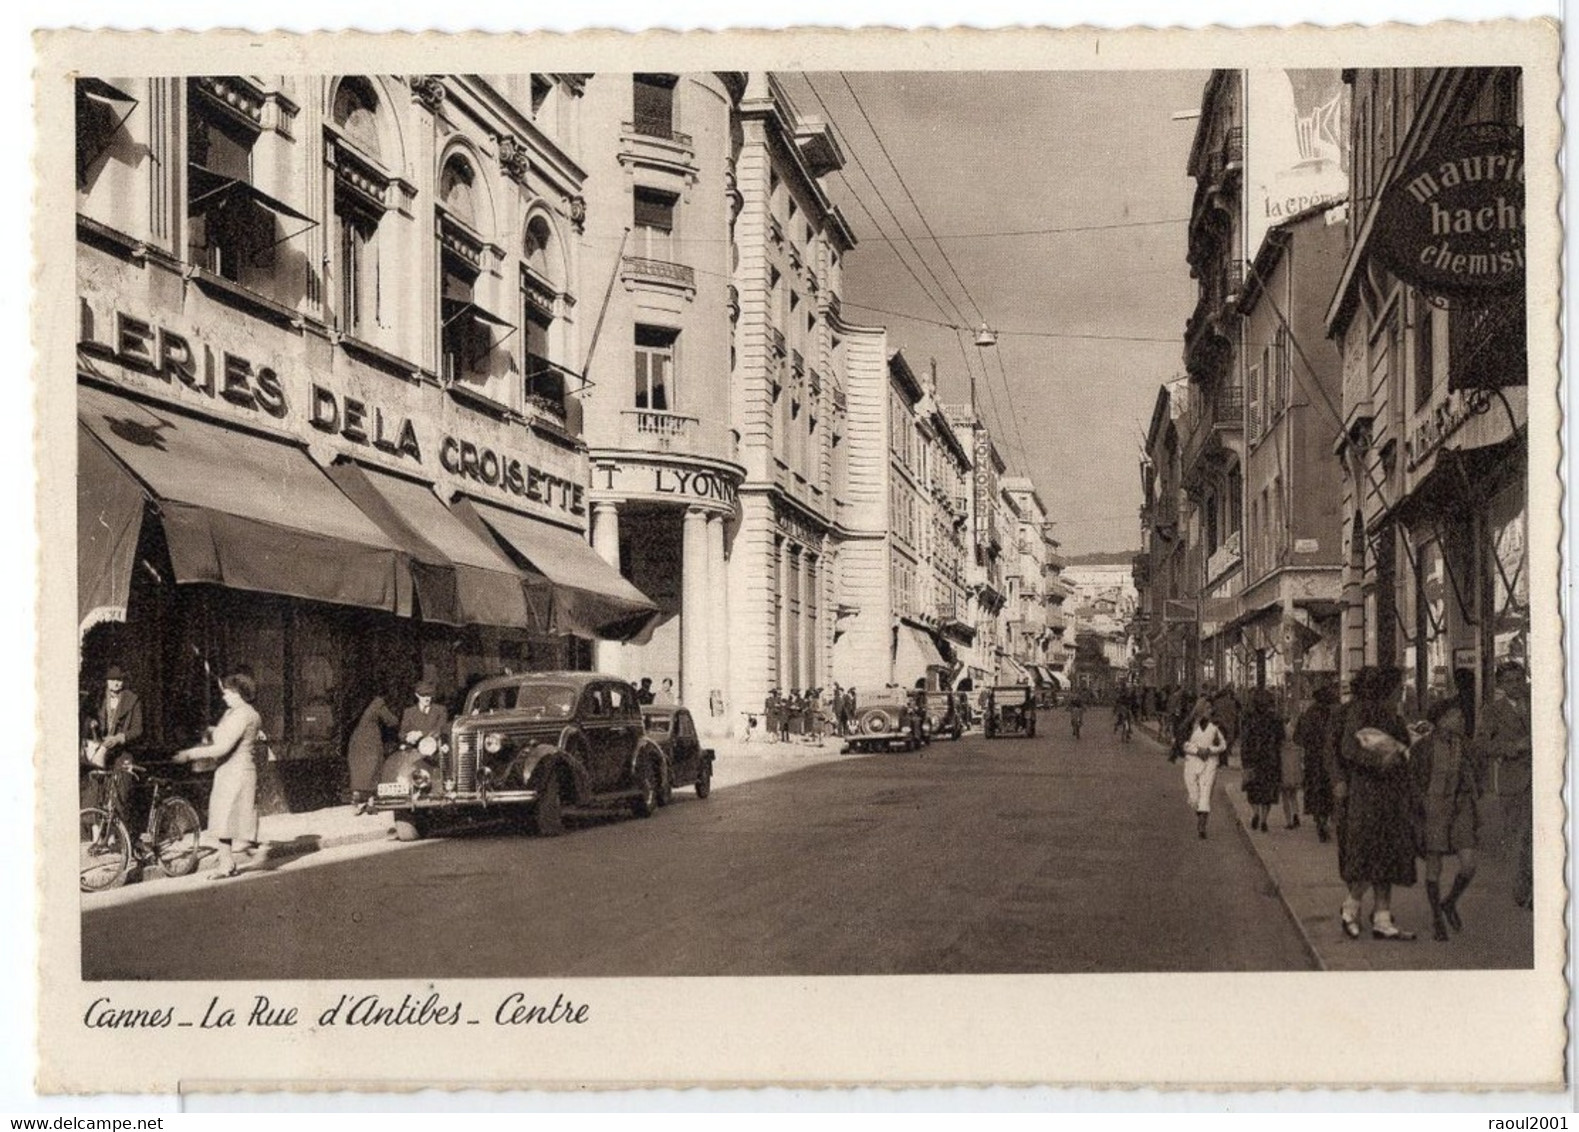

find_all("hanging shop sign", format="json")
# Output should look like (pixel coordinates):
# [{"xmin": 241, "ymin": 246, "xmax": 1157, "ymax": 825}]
[{"xmin": 1372, "ymin": 124, "xmax": 1524, "ymax": 298}]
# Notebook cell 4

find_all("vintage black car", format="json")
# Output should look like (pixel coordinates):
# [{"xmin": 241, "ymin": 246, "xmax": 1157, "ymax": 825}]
[
  {"xmin": 983, "ymin": 684, "xmax": 1037, "ymax": 739},
  {"xmin": 641, "ymin": 706, "xmax": 715, "ymax": 803},
  {"xmin": 847, "ymin": 688, "xmax": 926, "ymax": 753},
  {"xmin": 373, "ymin": 672, "xmax": 667, "ymax": 841},
  {"xmin": 916, "ymin": 690, "xmax": 966, "ymax": 741}
]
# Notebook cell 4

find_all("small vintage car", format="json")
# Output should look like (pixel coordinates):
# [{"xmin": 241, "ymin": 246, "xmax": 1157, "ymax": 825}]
[
  {"xmin": 641, "ymin": 705, "xmax": 715, "ymax": 803},
  {"xmin": 373, "ymin": 672, "xmax": 667, "ymax": 841},
  {"xmin": 983, "ymin": 684, "xmax": 1038, "ymax": 739},
  {"xmin": 915, "ymin": 690, "xmax": 966, "ymax": 742},
  {"xmin": 847, "ymin": 688, "xmax": 927, "ymax": 753}
]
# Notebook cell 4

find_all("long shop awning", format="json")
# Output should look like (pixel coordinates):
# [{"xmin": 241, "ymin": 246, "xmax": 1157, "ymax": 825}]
[
  {"xmin": 79, "ymin": 385, "xmax": 413, "ymax": 615},
  {"xmin": 324, "ymin": 461, "xmax": 530, "ymax": 629},
  {"xmin": 453, "ymin": 498, "xmax": 661, "ymax": 642}
]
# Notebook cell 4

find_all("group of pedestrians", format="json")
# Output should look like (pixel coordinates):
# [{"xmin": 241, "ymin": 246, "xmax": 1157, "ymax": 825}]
[
  {"xmin": 759, "ymin": 685, "xmax": 852, "ymax": 743},
  {"xmin": 1154, "ymin": 661, "xmax": 1533, "ymax": 944}
]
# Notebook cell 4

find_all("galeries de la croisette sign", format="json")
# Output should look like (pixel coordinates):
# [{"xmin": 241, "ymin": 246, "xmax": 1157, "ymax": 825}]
[{"xmin": 78, "ymin": 306, "xmax": 587, "ymax": 518}]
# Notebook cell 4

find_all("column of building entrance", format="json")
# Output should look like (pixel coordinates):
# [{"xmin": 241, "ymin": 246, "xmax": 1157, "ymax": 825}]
[
  {"xmin": 591, "ymin": 501, "xmax": 623, "ymax": 678},
  {"xmin": 681, "ymin": 507, "xmax": 712, "ymax": 716},
  {"xmin": 705, "ymin": 512, "xmax": 730, "ymax": 736}
]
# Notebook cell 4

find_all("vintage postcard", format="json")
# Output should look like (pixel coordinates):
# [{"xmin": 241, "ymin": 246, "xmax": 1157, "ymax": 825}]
[{"xmin": 34, "ymin": 20, "xmax": 1564, "ymax": 1094}]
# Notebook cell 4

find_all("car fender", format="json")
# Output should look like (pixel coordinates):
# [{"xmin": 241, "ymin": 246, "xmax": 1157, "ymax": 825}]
[
  {"xmin": 377, "ymin": 747, "xmax": 433, "ymax": 788},
  {"xmin": 512, "ymin": 740, "xmax": 590, "ymax": 802},
  {"xmin": 627, "ymin": 737, "xmax": 666, "ymax": 782}
]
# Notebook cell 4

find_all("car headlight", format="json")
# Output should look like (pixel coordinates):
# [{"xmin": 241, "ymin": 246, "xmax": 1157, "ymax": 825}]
[
  {"xmin": 417, "ymin": 735, "xmax": 440, "ymax": 758},
  {"xmin": 410, "ymin": 767, "xmax": 432, "ymax": 792},
  {"xmin": 483, "ymin": 731, "xmax": 505, "ymax": 755}
]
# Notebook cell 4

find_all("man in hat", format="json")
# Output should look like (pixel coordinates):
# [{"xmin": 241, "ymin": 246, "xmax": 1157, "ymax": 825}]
[
  {"xmin": 400, "ymin": 680, "xmax": 449, "ymax": 748},
  {"xmin": 83, "ymin": 664, "xmax": 144, "ymax": 819}
]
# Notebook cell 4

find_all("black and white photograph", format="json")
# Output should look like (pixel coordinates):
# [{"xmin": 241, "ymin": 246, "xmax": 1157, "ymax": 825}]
[{"xmin": 34, "ymin": 19, "xmax": 1564, "ymax": 1094}]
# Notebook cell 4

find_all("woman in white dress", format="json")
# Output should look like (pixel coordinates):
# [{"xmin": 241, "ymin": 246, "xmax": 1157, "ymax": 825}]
[{"xmin": 173, "ymin": 672, "xmax": 263, "ymax": 880}]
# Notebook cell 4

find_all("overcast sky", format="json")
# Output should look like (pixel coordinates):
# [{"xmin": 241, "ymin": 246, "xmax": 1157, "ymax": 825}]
[{"xmin": 794, "ymin": 70, "xmax": 1210, "ymax": 556}]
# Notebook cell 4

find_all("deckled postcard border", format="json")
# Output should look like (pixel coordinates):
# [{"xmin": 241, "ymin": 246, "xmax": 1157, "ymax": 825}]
[{"xmin": 32, "ymin": 21, "xmax": 1566, "ymax": 1093}]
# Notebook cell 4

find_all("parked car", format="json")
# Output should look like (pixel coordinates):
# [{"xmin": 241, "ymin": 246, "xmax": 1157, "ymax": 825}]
[
  {"xmin": 847, "ymin": 688, "xmax": 926, "ymax": 753},
  {"xmin": 983, "ymin": 684, "xmax": 1037, "ymax": 739},
  {"xmin": 372, "ymin": 672, "xmax": 667, "ymax": 841},
  {"xmin": 916, "ymin": 690, "xmax": 966, "ymax": 741},
  {"xmin": 641, "ymin": 705, "xmax": 715, "ymax": 803}
]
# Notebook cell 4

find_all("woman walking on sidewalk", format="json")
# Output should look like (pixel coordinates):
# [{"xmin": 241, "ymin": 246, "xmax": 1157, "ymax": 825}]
[
  {"xmin": 1293, "ymin": 683, "xmax": 1339, "ymax": 842},
  {"xmin": 1412, "ymin": 697, "xmax": 1484, "ymax": 941},
  {"xmin": 1240, "ymin": 689, "xmax": 1285, "ymax": 832},
  {"xmin": 1334, "ymin": 666, "xmax": 1428, "ymax": 941},
  {"xmin": 1181, "ymin": 708, "xmax": 1228, "ymax": 839}
]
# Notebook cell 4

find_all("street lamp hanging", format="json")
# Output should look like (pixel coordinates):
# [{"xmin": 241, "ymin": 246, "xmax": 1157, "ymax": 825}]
[{"xmin": 974, "ymin": 323, "xmax": 998, "ymax": 348}]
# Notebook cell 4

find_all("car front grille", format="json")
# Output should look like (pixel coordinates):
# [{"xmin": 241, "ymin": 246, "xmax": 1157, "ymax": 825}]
[{"xmin": 448, "ymin": 733, "xmax": 478, "ymax": 793}]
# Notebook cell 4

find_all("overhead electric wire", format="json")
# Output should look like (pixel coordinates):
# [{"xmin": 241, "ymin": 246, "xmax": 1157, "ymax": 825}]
[
  {"xmin": 795, "ymin": 72, "xmax": 1005, "ymax": 449},
  {"xmin": 830, "ymin": 71, "xmax": 1037, "ymax": 471},
  {"xmin": 799, "ymin": 75, "xmax": 975, "ymax": 334},
  {"xmin": 838, "ymin": 298, "xmax": 1184, "ymax": 345},
  {"xmin": 837, "ymin": 71, "xmax": 985, "ymax": 326}
]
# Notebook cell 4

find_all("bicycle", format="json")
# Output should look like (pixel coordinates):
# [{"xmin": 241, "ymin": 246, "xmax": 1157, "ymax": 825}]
[{"xmin": 80, "ymin": 760, "xmax": 204, "ymax": 892}]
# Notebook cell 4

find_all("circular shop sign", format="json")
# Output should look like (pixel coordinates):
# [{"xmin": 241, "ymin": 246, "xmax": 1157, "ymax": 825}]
[{"xmin": 1372, "ymin": 124, "xmax": 1524, "ymax": 298}]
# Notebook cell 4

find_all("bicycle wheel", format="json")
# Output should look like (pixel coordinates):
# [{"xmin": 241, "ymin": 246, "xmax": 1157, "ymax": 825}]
[
  {"xmin": 80, "ymin": 808, "xmax": 131, "ymax": 892},
  {"xmin": 152, "ymin": 796, "xmax": 203, "ymax": 878}
]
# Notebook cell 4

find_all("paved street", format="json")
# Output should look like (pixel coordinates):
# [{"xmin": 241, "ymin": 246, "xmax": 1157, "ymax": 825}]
[{"xmin": 82, "ymin": 709, "xmax": 1315, "ymax": 979}]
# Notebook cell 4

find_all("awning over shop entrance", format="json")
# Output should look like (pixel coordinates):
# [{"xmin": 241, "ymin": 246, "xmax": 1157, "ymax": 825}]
[
  {"xmin": 894, "ymin": 623, "xmax": 948, "ymax": 687},
  {"xmin": 454, "ymin": 498, "xmax": 661, "ymax": 642},
  {"xmin": 79, "ymin": 385, "xmax": 413, "ymax": 615},
  {"xmin": 325, "ymin": 461, "xmax": 530, "ymax": 629}
]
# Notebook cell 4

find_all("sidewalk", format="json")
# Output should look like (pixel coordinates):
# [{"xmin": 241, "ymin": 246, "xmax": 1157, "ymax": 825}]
[
  {"xmin": 1138, "ymin": 719, "xmax": 1534, "ymax": 970},
  {"xmin": 138, "ymin": 735, "xmax": 861, "ymax": 884}
]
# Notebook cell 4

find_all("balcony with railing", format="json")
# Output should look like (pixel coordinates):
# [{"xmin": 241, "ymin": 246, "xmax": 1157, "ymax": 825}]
[
  {"xmin": 768, "ymin": 324, "xmax": 787, "ymax": 357},
  {"xmin": 1221, "ymin": 126, "xmax": 1244, "ymax": 172},
  {"xmin": 1219, "ymin": 258, "xmax": 1246, "ymax": 314},
  {"xmin": 614, "ymin": 409, "xmax": 738, "ymax": 463},
  {"xmin": 620, "ymin": 255, "xmax": 697, "ymax": 297},
  {"xmin": 1213, "ymin": 381, "xmax": 1244, "ymax": 429},
  {"xmin": 790, "ymin": 348, "xmax": 805, "ymax": 377}
]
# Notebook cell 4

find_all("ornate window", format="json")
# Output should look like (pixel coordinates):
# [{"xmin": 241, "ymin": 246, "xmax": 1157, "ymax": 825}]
[
  {"xmin": 437, "ymin": 153, "xmax": 512, "ymax": 391},
  {"xmin": 187, "ymin": 76, "xmax": 314, "ymax": 292},
  {"xmin": 328, "ymin": 78, "xmax": 388, "ymax": 337}
]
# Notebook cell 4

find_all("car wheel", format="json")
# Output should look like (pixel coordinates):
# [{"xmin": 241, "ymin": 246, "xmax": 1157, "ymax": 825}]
[
  {"xmin": 631, "ymin": 757, "xmax": 659, "ymax": 818},
  {"xmin": 528, "ymin": 771, "xmax": 565, "ymax": 837},
  {"xmin": 393, "ymin": 811, "xmax": 428, "ymax": 842},
  {"xmin": 695, "ymin": 757, "xmax": 712, "ymax": 799}
]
